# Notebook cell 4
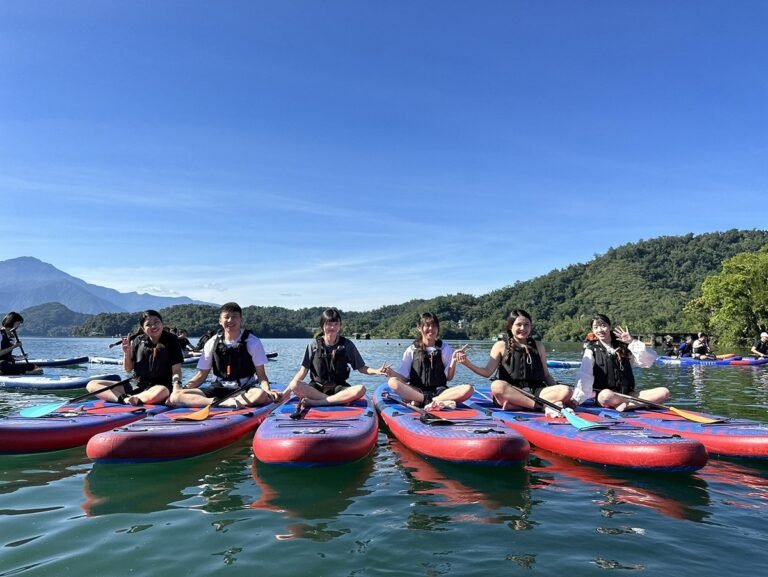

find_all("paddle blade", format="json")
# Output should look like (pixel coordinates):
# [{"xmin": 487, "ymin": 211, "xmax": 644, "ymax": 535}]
[
  {"xmin": 170, "ymin": 406, "xmax": 211, "ymax": 421},
  {"xmin": 561, "ymin": 408, "xmax": 609, "ymax": 431},
  {"xmin": 19, "ymin": 402, "xmax": 67, "ymax": 419},
  {"xmin": 668, "ymin": 406, "xmax": 724, "ymax": 424}
]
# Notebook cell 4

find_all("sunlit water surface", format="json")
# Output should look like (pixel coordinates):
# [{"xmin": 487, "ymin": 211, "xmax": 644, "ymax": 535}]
[{"xmin": 1, "ymin": 338, "xmax": 767, "ymax": 576}]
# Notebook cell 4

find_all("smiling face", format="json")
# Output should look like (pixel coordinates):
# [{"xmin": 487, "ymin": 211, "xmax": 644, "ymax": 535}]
[
  {"xmin": 591, "ymin": 318, "xmax": 612, "ymax": 343},
  {"xmin": 142, "ymin": 315, "xmax": 164, "ymax": 341},
  {"xmin": 509, "ymin": 315, "xmax": 532, "ymax": 342},
  {"xmin": 418, "ymin": 319, "xmax": 440, "ymax": 345},
  {"xmin": 219, "ymin": 311, "xmax": 242, "ymax": 336}
]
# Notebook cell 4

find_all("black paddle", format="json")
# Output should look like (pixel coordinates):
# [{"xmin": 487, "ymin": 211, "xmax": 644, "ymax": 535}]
[
  {"xmin": 10, "ymin": 328, "xmax": 29, "ymax": 361},
  {"xmin": 20, "ymin": 377, "xmax": 133, "ymax": 418},
  {"xmin": 381, "ymin": 391, "xmax": 456, "ymax": 425},
  {"xmin": 108, "ymin": 331, "xmax": 143, "ymax": 349}
]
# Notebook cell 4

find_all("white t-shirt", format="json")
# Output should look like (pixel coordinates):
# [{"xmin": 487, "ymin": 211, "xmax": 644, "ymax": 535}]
[{"xmin": 197, "ymin": 330, "xmax": 267, "ymax": 385}]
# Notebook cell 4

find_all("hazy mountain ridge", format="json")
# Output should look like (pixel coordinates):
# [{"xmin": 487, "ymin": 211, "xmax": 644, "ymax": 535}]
[{"xmin": 0, "ymin": 256, "xmax": 209, "ymax": 314}]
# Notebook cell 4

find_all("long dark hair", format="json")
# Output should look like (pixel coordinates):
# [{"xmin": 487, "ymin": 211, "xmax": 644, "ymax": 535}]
[
  {"xmin": 2, "ymin": 311, "xmax": 23, "ymax": 329},
  {"xmin": 504, "ymin": 308, "xmax": 533, "ymax": 361},
  {"xmin": 414, "ymin": 312, "xmax": 442, "ymax": 349}
]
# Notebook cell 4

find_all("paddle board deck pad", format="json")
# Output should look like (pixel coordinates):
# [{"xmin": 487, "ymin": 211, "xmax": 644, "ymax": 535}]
[
  {"xmin": 86, "ymin": 395, "xmax": 281, "ymax": 462},
  {"xmin": 0, "ymin": 400, "xmax": 169, "ymax": 454},
  {"xmin": 0, "ymin": 373, "xmax": 122, "ymax": 390},
  {"xmin": 580, "ymin": 406, "xmax": 768, "ymax": 459},
  {"xmin": 466, "ymin": 388, "xmax": 707, "ymax": 471},
  {"xmin": 254, "ymin": 395, "xmax": 379, "ymax": 466},
  {"xmin": 373, "ymin": 385, "xmax": 530, "ymax": 465}
]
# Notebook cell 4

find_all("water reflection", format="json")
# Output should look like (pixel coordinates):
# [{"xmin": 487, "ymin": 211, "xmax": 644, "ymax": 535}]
[
  {"xmin": 388, "ymin": 439, "xmax": 534, "ymax": 531},
  {"xmin": 0, "ymin": 449, "xmax": 90, "ymax": 498},
  {"xmin": 82, "ymin": 444, "xmax": 253, "ymax": 516},
  {"xmin": 698, "ymin": 459, "xmax": 768, "ymax": 509},
  {"xmin": 250, "ymin": 454, "xmax": 374, "ymax": 541},
  {"xmin": 529, "ymin": 452, "xmax": 712, "ymax": 522}
]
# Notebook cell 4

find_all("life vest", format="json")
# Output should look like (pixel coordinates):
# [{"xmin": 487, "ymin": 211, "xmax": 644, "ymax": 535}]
[
  {"xmin": 310, "ymin": 336, "xmax": 351, "ymax": 386},
  {"xmin": 679, "ymin": 342, "xmax": 693, "ymax": 357},
  {"xmin": 586, "ymin": 340, "xmax": 635, "ymax": 394},
  {"xmin": 0, "ymin": 329, "xmax": 15, "ymax": 362},
  {"xmin": 755, "ymin": 339, "xmax": 768, "ymax": 355},
  {"xmin": 132, "ymin": 333, "xmax": 175, "ymax": 385},
  {"xmin": 408, "ymin": 340, "xmax": 447, "ymax": 392},
  {"xmin": 211, "ymin": 330, "xmax": 256, "ymax": 381},
  {"xmin": 692, "ymin": 340, "xmax": 711, "ymax": 356},
  {"xmin": 497, "ymin": 335, "xmax": 547, "ymax": 387}
]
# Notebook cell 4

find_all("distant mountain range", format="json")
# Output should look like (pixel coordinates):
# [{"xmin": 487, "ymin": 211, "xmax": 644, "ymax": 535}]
[{"xmin": 0, "ymin": 256, "xmax": 211, "ymax": 314}]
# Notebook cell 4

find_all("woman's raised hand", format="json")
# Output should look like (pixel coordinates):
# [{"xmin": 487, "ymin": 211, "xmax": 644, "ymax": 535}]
[{"xmin": 613, "ymin": 326, "xmax": 633, "ymax": 344}]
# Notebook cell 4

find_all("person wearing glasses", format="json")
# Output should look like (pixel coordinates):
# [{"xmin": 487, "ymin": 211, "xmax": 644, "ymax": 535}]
[{"xmin": 86, "ymin": 310, "xmax": 184, "ymax": 405}]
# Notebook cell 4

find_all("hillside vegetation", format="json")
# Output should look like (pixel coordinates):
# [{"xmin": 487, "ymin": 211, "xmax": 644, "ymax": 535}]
[{"xmin": 69, "ymin": 229, "xmax": 768, "ymax": 342}]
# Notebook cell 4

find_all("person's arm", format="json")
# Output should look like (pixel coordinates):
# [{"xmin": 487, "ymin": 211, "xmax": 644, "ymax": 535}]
[
  {"xmin": 571, "ymin": 348, "xmax": 594, "ymax": 405},
  {"xmin": 457, "ymin": 341, "xmax": 502, "ymax": 378},
  {"xmin": 185, "ymin": 368, "xmax": 211, "ymax": 389},
  {"xmin": 122, "ymin": 336, "xmax": 135, "ymax": 373},
  {"xmin": 536, "ymin": 341, "xmax": 558, "ymax": 387}
]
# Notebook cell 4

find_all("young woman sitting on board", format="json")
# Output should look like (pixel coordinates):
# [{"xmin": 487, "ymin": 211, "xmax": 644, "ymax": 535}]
[
  {"xmin": 571, "ymin": 313, "xmax": 668, "ymax": 411},
  {"xmin": 288, "ymin": 307, "xmax": 392, "ymax": 408},
  {"xmin": 387, "ymin": 312, "xmax": 473, "ymax": 410},
  {"xmin": 87, "ymin": 310, "xmax": 184, "ymax": 405},
  {"xmin": 455, "ymin": 309, "xmax": 570, "ymax": 412}
]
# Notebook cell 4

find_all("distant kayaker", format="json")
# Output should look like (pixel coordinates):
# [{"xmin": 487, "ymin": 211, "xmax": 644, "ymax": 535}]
[
  {"xmin": 170, "ymin": 302, "xmax": 280, "ymax": 408},
  {"xmin": 751, "ymin": 332, "xmax": 768, "ymax": 358},
  {"xmin": 456, "ymin": 309, "xmax": 569, "ymax": 412},
  {"xmin": 288, "ymin": 307, "xmax": 392, "ymax": 408},
  {"xmin": 0, "ymin": 312, "xmax": 42, "ymax": 375},
  {"xmin": 571, "ymin": 313, "xmax": 668, "ymax": 411},
  {"xmin": 692, "ymin": 332, "xmax": 716, "ymax": 360},
  {"xmin": 87, "ymin": 309, "xmax": 184, "ymax": 405},
  {"xmin": 678, "ymin": 335, "xmax": 694, "ymax": 357},
  {"xmin": 387, "ymin": 312, "xmax": 473, "ymax": 410}
]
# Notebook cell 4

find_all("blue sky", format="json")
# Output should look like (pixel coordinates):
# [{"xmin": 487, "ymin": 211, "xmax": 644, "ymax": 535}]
[{"xmin": 1, "ymin": 1, "xmax": 765, "ymax": 311}]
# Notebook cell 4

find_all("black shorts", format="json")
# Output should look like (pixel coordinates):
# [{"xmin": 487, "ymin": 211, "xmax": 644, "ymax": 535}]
[
  {"xmin": 0, "ymin": 361, "xmax": 37, "ymax": 375},
  {"xmin": 420, "ymin": 386, "xmax": 448, "ymax": 406},
  {"xmin": 126, "ymin": 379, "xmax": 173, "ymax": 395},
  {"xmin": 203, "ymin": 382, "xmax": 255, "ymax": 400},
  {"xmin": 309, "ymin": 381, "xmax": 348, "ymax": 396}
]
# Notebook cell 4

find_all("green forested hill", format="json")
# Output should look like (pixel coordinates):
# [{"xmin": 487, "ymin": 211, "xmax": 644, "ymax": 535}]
[{"xmin": 71, "ymin": 229, "xmax": 768, "ymax": 341}]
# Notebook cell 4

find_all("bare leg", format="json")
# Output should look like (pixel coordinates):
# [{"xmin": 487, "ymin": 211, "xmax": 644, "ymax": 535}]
[
  {"xmin": 169, "ymin": 388, "xmax": 212, "ymax": 408},
  {"xmin": 433, "ymin": 384, "xmax": 474, "ymax": 404},
  {"xmin": 87, "ymin": 378, "xmax": 126, "ymax": 403},
  {"xmin": 387, "ymin": 377, "xmax": 425, "ymax": 405}
]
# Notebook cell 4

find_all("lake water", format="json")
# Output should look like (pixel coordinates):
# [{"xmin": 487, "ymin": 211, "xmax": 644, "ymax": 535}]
[{"xmin": 2, "ymin": 337, "xmax": 768, "ymax": 577}]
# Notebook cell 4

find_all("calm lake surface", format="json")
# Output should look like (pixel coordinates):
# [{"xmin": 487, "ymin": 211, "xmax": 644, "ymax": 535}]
[{"xmin": 2, "ymin": 337, "xmax": 768, "ymax": 576}]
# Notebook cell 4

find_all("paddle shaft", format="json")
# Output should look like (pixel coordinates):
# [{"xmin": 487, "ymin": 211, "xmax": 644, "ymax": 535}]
[
  {"xmin": 614, "ymin": 392, "xmax": 677, "ymax": 411},
  {"xmin": 10, "ymin": 328, "xmax": 28, "ymax": 360},
  {"xmin": 71, "ymin": 377, "xmax": 133, "ymax": 403},
  {"xmin": 108, "ymin": 331, "xmax": 143, "ymax": 349},
  {"xmin": 381, "ymin": 391, "xmax": 451, "ymax": 423}
]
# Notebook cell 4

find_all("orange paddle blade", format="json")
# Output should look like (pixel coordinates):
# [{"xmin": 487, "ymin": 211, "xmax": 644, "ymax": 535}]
[{"xmin": 668, "ymin": 406, "xmax": 724, "ymax": 424}]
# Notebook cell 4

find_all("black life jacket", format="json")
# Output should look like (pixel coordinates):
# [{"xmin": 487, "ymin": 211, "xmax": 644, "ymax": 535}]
[
  {"xmin": 0, "ymin": 329, "xmax": 15, "ymax": 362},
  {"xmin": 408, "ymin": 340, "xmax": 447, "ymax": 392},
  {"xmin": 132, "ymin": 333, "xmax": 175, "ymax": 385},
  {"xmin": 497, "ymin": 335, "xmax": 547, "ymax": 387},
  {"xmin": 692, "ymin": 340, "xmax": 711, "ymax": 356},
  {"xmin": 211, "ymin": 330, "xmax": 256, "ymax": 381},
  {"xmin": 586, "ymin": 340, "xmax": 636, "ymax": 394},
  {"xmin": 755, "ymin": 339, "xmax": 768, "ymax": 355},
  {"xmin": 311, "ymin": 336, "xmax": 351, "ymax": 386}
]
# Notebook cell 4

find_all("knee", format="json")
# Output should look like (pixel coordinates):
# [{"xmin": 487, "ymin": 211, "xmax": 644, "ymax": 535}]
[
  {"xmin": 456, "ymin": 384, "xmax": 474, "ymax": 402},
  {"xmin": 388, "ymin": 377, "xmax": 404, "ymax": 392},
  {"xmin": 490, "ymin": 380, "xmax": 506, "ymax": 396},
  {"xmin": 596, "ymin": 389, "xmax": 614, "ymax": 405}
]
